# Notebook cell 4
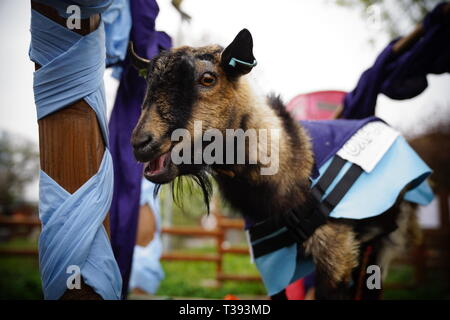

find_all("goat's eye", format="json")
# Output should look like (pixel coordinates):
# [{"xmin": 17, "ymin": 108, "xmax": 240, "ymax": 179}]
[{"xmin": 199, "ymin": 72, "xmax": 216, "ymax": 87}]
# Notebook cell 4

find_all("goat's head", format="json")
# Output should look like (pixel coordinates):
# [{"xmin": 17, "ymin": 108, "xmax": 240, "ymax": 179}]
[{"xmin": 131, "ymin": 29, "xmax": 257, "ymax": 185}]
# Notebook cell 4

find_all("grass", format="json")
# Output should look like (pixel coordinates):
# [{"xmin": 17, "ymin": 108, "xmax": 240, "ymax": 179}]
[
  {"xmin": 0, "ymin": 238, "xmax": 43, "ymax": 300},
  {"xmin": 0, "ymin": 256, "xmax": 43, "ymax": 300},
  {"xmin": 383, "ymin": 265, "xmax": 449, "ymax": 300},
  {"xmin": 0, "ymin": 240, "xmax": 448, "ymax": 300},
  {"xmin": 157, "ymin": 248, "xmax": 265, "ymax": 299}
]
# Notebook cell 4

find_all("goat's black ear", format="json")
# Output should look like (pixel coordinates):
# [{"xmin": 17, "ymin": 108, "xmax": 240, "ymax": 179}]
[
  {"xmin": 220, "ymin": 29, "xmax": 257, "ymax": 79},
  {"xmin": 129, "ymin": 42, "xmax": 150, "ymax": 78}
]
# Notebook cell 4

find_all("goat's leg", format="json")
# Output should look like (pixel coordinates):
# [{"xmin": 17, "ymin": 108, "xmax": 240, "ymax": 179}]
[
  {"xmin": 376, "ymin": 202, "xmax": 421, "ymax": 279},
  {"xmin": 314, "ymin": 269, "xmax": 354, "ymax": 300},
  {"xmin": 304, "ymin": 222, "xmax": 360, "ymax": 299},
  {"xmin": 351, "ymin": 241, "xmax": 384, "ymax": 300},
  {"xmin": 352, "ymin": 202, "xmax": 420, "ymax": 299}
]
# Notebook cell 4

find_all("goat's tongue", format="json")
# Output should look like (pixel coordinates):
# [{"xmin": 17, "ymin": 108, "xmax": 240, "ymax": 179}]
[{"xmin": 145, "ymin": 153, "xmax": 169, "ymax": 175}]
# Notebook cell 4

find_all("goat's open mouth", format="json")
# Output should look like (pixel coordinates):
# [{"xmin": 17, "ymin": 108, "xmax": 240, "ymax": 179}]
[{"xmin": 144, "ymin": 152, "xmax": 171, "ymax": 178}]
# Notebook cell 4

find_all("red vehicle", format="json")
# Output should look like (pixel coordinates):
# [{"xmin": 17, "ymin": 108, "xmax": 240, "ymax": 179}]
[{"xmin": 287, "ymin": 90, "xmax": 346, "ymax": 121}]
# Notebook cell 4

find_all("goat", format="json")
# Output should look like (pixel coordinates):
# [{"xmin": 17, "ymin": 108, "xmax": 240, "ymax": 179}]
[{"xmin": 129, "ymin": 29, "xmax": 430, "ymax": 299}]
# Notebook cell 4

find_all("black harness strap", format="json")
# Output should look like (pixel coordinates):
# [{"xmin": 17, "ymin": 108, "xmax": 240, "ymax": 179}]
[
  {"xmin": 249, "ymin": 220, "xmax": 281, "ymax": 243},
  {"xmin": 318, "ymin": 163, "xmax": 363, "ymax": 216},
  {"xmin": 310, "ymin": 156, "xmax": 346, "ymax": 202},
  {"xmin": 249, "ymin": 156, "xmax": 347, "ymax": 242},
  {"xmin": 284, "ymin": 205, "xmax": 327, "ymax": 244},
  {"xmin": 249, "ymin": 157, "xmax": 364, "ymax": 259},
  {"xmin": 251, "ymin": 229, "xmax": 297, "ymax": 258}
]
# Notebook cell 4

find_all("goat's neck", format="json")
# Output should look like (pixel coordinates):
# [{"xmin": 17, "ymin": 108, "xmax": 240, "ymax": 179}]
[{"xmin": 213, "ymin": 83, "xmax": 314, "ymax": 222}]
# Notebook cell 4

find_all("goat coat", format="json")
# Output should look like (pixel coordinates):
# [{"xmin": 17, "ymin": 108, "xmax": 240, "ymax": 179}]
[{"xmin": 245, "ymin": 116, "xmax": 433, "ymax": 296}]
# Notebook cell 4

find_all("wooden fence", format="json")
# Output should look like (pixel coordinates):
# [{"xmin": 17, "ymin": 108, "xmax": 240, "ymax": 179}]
[
  {"xmin": 0, "ymin": 212, "xmax": 260, "ymax": 285},
  {"xmin": 1, "ymin": 192, "xmax": 449, "ymax": 289}
]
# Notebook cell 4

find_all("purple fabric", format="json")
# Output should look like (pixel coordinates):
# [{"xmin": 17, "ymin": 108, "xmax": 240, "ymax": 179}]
[
  {"xmin": 108, "ymin": 0, "xmax": 171, "ymax": 298},
  {"xmin": 300, "ymin": 117, "xmax": 379, "ymax": 175},
  {"xmin": 342, "ymin": 2, "xmax": 450, "ymax": 119}
]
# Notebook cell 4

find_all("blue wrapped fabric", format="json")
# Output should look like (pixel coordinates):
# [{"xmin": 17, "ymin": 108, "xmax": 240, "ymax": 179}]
[
  {"xmin": 250, "ymin": 120, "xmax": 433, "ymax": 296},
  {"xmin": 29, "ymin": 5, "xmax": 121, "ymax": 300},
  {"xmin": 102, "ymin": 0, "xmax": 131, "ymax": 68},
  {"xmin": 342, "ymin": 2, "xmax": 450, "ymax": 119}
]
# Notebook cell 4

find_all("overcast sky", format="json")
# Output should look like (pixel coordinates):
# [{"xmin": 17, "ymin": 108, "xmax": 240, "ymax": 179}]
[{"xmin": 1, "ymin": 0, "xmax": 449, "ymax": 202}]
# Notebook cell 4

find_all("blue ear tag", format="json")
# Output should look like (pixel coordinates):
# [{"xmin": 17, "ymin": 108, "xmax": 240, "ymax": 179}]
[{"xmin": 229, "ymin": 57, "xmax": 258, "ymax": 68}]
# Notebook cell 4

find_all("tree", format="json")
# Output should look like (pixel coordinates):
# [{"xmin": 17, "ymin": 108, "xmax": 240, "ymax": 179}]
[
  {"xmin": 335, "ymin": 0, "xmax": 442, "ymax": 38},
  {"xmin": 0, "ymin": 131, "xmax": 39, "ymax": 214}
]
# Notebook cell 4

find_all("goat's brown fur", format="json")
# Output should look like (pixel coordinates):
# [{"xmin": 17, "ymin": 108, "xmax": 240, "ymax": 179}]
[
  {"xmin": 304, "ymin": 223, "xmax": 360, "ymax": 287},
  {"xmin": 130, "ymin": 30, "xmax": 419, "ymax": 298}
]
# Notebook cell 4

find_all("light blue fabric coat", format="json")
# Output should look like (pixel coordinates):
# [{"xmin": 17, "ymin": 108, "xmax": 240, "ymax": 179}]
[{"xmin": 253, "ymin": 133, "xmax": 433, "ymax": 296}]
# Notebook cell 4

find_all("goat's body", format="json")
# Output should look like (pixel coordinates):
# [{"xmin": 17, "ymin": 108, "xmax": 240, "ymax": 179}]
[
  {"xmin": 130, "ymin": 31, "xmax": 432, "ymax": 299},
  {"xmin": 217, "ymin": 167, "xmax": 420, "ymax": 299},
  {"xmin": 211, "ymin": 94, "xmax": 427, "ymax": 299}
]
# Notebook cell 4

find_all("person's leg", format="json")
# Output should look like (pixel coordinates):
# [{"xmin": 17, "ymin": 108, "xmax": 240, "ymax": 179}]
[
  {"xmin": 131, "ymin": 204, "xmax": 157, "ymax": 295},
  {"xmin": 136, "ymin": 204, "xmax": 157, "ymax": 247}
]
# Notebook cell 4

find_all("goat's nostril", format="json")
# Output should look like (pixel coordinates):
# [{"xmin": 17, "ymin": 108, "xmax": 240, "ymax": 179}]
[{"xmin": 132, "ymin": 133, "xmax": 153, "ymax": 149}]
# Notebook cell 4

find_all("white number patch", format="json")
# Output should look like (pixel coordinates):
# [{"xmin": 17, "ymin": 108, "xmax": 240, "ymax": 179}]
[{"xmin": 337, "ymin": 122, "xmax": 399, "ymax": 173}]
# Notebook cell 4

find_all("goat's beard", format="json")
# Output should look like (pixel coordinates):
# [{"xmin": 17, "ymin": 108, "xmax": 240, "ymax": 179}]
[
  {"xmin": 145, "ymin": 139, "xmax": 220, "ymax": 213},
  {"xmin": 152, "ymin": 165, "xmax": 213, "ymax": 213}
]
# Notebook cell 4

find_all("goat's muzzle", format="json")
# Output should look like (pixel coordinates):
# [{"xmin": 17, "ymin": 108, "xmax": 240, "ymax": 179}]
[{"xmin": 131, "ymin": 131, "xmax": 155, "ymax": 161}]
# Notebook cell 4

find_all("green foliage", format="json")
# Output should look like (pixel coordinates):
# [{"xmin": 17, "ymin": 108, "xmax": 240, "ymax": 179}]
[
  {"xmin": 334, "ymin": 0, "xmax": 441, "ymax": 38},
  {"xmin": 383, "ymin": 265, "xmax": 449, "ymax": 299},
  {"xmin": 159, "ymin": 176, "xmax": 238, "ymax": 227},
  {"xmin": 0, "ymin": 257, "xmax": 43, "ymax": 300},
  {"xmin": 0, "ymin": 131, "xmax": 39, "ymax": 213},
  {"xmin": 159, "ymin": 179, "xmax": 209, "ymax": 227}
]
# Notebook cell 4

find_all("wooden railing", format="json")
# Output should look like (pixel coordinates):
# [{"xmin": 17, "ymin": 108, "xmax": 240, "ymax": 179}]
[
  {"xmin": 0, "ymin": 213, "xmax": 261, "ymax": 285},
  {"xmin": 159, "ymin": 213, "xmax": 260, "ymax": 284},
  {"xmin": 2, "ymin": 192, "xmax": 449, "ymax": 289}
]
